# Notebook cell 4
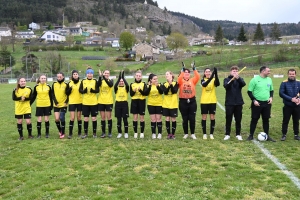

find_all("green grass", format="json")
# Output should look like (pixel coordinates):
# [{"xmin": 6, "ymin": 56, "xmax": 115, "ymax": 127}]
[{"xmin": 1, "ymin": 74, "xmax": 300, "ymax": 199}]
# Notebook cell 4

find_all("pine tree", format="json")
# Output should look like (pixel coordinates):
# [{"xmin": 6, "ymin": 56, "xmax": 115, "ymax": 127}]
[
  {"xmin": 237, "ymin": 25, "xmax": 247, "ymax": 42},
  {"xmin": 270, "ymin": 22, "xmax": 281, "ymax": 41},
  {"xmin": 254, "ymin": 23, "xmax": 264, "ymax": 42},
  {"xmin": 215, "ymin": 24, "xmax": 223, "ymax": 43}
]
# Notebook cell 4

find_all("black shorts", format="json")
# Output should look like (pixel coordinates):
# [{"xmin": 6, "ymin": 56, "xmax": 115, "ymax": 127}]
[
  {"xmin": 69, "ymin": 104, "xmax": 82, "ymax": 112},
  {"xmin": 179, "ymin": 98, "xmax": 197, "ymax": 116},
  {"xmin": 162, "ymin": 108, "xmax": 178, "ymax": 117},
  {"xmin": 115, "ymin": 101, "xmax": 129, "ymax": 118},
  {"xmin": 201, "ymin": 103, "xmax": 216, "ymax": 114},
  {"xmin": 148, "ymin": 105, "xmax": 163, "ymax": 115},
  {"xmin": 251, "ymin": 101, "xmax": 271, "ymax": 119},
  {"xmin": 36, "ymin": 107, "xmax": 52, "ymax": 116},
  {"xmin": 130, "ymin": 99, "xmax": 146, "ymax": 115},
  {"xmin": 15, "ymin": 113, "xmax": 31, "ymax": 119},
  {"xmin": 98, "ymin": 104, "xmax": 113, "ymax": 112},
  {"xmin": 82, "ymin": 105, "xmax": 98, "ymax": 117},
  {"xmin": 54, "ymin": 107, "xmax": 67, "ymax": 113}
]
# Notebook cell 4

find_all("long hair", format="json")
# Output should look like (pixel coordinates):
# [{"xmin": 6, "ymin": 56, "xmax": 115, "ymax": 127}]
[
  {"xmin": 166, "ymin": 71, "xmax": 175, "ymax": 81},
  {"xmin": 148, "ymin": 73, "xmax": 156, "ymax": 83},
  {"xmin": 36, "ymin": 74, "xmax": 47, "ymax": 84},
  {"xmin": 16, "ymin": 77, "xmax": 25, "ymax": 92}
]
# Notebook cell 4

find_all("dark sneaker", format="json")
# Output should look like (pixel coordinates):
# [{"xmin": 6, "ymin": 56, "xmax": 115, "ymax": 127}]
[
  {"xmin": 19, "ymin": 137, "xmax": 24, "ymax": 141},
  {"xmin": 45, "ymin": 134, "xmax": 49, "ymax": 138},
  {"xmin": 108, "ymin": 133, "xmax": 112, "ymax": 138},
  {"xmin": 93, "ymin": 134, "xmax": 97, "ymax": 138},
  {"xmin": 81, "ymin": 134, "xmax": 88, "ymax": 139},
  {"xmin": 281, "ymin": 135, "xmax": 286, "ymax": 141},
  {"xmin": 246, "ymin": 135, "xmax": 254, "ymax": 141},
  {"xmin": 294, "ymin": 135, "xmax": 300, "ymax": 140},
  {"xmin": 37, "ymin": 134, "xmax": 41, "ymax": 139},
  {"xmin": 68, "ymin": 135, "xmax": 72, "ymax": 139},
  {"xmin": 267, "ymin": 136, "xmax": 276, "ymax": 142},
  {"xmin": 100, "ymin": 133, "xmax": 106, "ymax": 138},
  {"xmin": 28, "ymin": 135, "xmax": 34, "ymax": 139}
]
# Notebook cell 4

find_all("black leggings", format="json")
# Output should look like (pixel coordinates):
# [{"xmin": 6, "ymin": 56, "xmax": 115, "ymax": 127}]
[{"xmin": 179, "ymin": 98, "xmax": 197, "ymax": 135}]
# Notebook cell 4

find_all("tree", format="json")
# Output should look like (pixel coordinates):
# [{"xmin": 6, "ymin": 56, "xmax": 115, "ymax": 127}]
[
  {"xmin": 270, "ymin": 22, "xmax": 281, "ymax": 42},
  {"xmin": 66, "ymin": 35, "xmax": 75, "ymax": 48},
  {"xmin": 215, "ymin": 24, "xmax": 223, "ymax": 43},
  {"xmin": 254, "ymin": 23, "xmax": 264, "ymax": 42},
  {"xmin": 119, "ymin": 31, "xmax": 135, "ymax": 50},
  {"xmin": 43, "ymin": 51, "xmax": 65, "ymax": 76},
  {"xmin": 0, "ymin": 50, "xmax": 15, "ymax": 72},
  {"xmin": 21, "ymin": 54, "xmax": 39, "ymax": 75},
  {"xmin": 166, "ymin": 32, "xmax": 188, "ymax": 53},
  {"xmin": 237, "ymin": 25, "xmax": 247, "ymax": 42}
]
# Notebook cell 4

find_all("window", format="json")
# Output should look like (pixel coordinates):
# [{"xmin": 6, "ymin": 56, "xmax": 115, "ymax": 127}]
[{"xmin": 47, "ymin": 35, "xmax": 51, "ymax": 38}]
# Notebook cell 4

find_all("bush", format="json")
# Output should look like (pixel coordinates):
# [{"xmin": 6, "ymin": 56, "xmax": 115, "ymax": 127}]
[
  {"xmin": 82, "ymin": 56, "xmax": 106, "ymax": 60},
  {"xmin": 115, "ymin": 58, "xmax": 135, "ymax": 61},
  {"xmin": 273, "ymin": 49, "xmax": 288, "ymax": 62},
  {"xmin": 93, "ymin": 47, "xmax": 104, "ymax": 51}
]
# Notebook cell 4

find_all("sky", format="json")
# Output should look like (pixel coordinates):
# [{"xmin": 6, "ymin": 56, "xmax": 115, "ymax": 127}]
[{"xmin": 157, "ymin": 0, "xmax": 300, "ymax": 24}]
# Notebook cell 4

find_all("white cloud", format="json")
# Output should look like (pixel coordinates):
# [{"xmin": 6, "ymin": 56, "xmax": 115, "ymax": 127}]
[{"xmin": 157, "ymin": 0, "xmax": 300, "ymax": 24}]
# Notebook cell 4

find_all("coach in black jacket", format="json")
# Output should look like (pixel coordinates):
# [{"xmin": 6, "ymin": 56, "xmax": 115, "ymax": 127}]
[
  {"xmin": 279, "ymin": 69, "xmax": 300, "ymax": 141},
  {"xmin": 223, "ymin": 66, "xmax": 246, "ymax": 140}
]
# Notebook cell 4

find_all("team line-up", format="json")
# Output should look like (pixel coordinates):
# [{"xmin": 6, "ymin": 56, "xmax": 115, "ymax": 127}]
[{"xmin": 13, "ymin": 63, "xmax": 300, "ymax": 142}]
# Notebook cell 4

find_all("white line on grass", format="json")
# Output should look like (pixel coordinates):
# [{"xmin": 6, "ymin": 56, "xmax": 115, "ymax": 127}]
[{"xmin": 217, "ymin": 101, "xmax": 300, "ymax": 190}]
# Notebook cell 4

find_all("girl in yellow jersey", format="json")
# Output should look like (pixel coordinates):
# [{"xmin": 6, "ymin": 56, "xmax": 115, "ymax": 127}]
[
  {"xmin": 130, "ymin": 70, "xmax": 147, "ymax": 139},
  {"xmin": 31, "ymin": 75, "xmax": 52, "ymax": 138},
  {"xmin": 79, "ymin": 67, "xmax": 99, "ymax": 138},
  {"xmin": 66, "ymin": 70, "xmax": 82, "ymax": 138},
  {"xmin": 161, "ymin": 71, "xmax": 178, "ymax": 139},
  {"xmin": 115, "ymin": 71, "xmax": 129, "ymax": 139},
  {"xmin": 12, "ymin": 78, "xmax": 33, "ymax": 140},
  {"xmin": 97, "ymin": 69, "xmax": 114, "ymax": 138},
  {"xmin": 144, "ymin": 73, "xmax": 164, "ymax": 139},
  {"xmin": 52, "ymin": 72, "xmax": 68, "ymax": 139},
  {"xmin": 200, "ymin": 67, "xmax": 220, "ymax": 140}
]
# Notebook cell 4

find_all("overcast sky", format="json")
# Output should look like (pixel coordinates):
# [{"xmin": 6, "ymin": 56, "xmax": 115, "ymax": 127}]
[{"xmin": 157, "ymin": 0, "xmax": 300, "ymax": 24}]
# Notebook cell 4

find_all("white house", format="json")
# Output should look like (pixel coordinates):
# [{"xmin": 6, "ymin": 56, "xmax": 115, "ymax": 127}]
[
  {"xmin": 136, "ymin": 27, "xmax": 146, "ymax": 33},
  {"xmin": 0, "ymin": 27, "xmax": 11, "ymax": 37},
  {"xmin": 111, "ymin": 40, "xmax": 120, "ymax": 48},
  {"xmin": 68, "ymin": 27, "xmax": 83, "ymax": 36},
  {"xmin": 15, "ymin": 30, "xmax": 36, "ymax": 39},
  {"xmin": 279, "ymin": 35, "xmax": 300, "ymax": 44},
  {"xmin": 29, "ymin": 22, "xmax": 40, "ymax": 30},
  {"xmin": 40, "ymin": 31, "xmax": 66, "ymax": 42}
]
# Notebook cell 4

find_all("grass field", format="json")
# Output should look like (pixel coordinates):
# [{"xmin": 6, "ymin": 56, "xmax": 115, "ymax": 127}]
[{"xmin": 1, "ymin": 68, "xmax": 300, "ymax": 199}]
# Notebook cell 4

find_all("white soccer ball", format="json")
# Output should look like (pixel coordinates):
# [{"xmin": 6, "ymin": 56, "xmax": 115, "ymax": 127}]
[{"xmin": 258, "ymin": 132, "xmax": 268, "ymax": 141}]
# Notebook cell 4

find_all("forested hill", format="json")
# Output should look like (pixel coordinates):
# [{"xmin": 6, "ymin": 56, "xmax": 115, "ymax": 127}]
[
  {"xmin": 1, "ymin": 0, "xmax": 300, "ymax": 39},
  {"xmin": 0, "ymin": 0, "xmax": 158, "ymax": 25},
  {"xmin": 171, "ymin": 11, "xmax": 300, "ymax": 39}
]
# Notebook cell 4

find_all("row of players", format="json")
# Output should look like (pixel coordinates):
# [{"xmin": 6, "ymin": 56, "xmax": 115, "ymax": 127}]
[{"xmin": 13, "ymin": 64, "xmax": 300, "ymax": 142}]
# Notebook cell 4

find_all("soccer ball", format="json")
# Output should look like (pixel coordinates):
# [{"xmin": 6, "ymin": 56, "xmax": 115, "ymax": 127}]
[{"xmin": 258, "ymin": 132, "xmax": 268, "ymax": 141}]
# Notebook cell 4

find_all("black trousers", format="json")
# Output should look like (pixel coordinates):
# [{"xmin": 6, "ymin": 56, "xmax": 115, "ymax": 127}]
[
  {"xmin": 281, "ymin": 105, "xmax": 300, "ymax": 135},
  {"xmin": 225, "ymin": 105, "xmax": 243, "ymax": 135},
  {"xmin": 179, "ymin": 98, "xmax": 197, "ymax": 135}
]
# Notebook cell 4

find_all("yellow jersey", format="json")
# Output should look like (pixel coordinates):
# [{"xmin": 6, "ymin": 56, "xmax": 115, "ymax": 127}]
[
  {"xmin": 98, "ymin": 78, "xmax": 114, "ymax": 104},
  {"xmin": 13, "ymin": 86, "xmax": 32, "ymax": 115},
  {"xmin": 32, "ymin": 83, "xmax": 52, "ymax": 107},
  {"xmin": 66, "ymin": 79, "xmax": 82, "ymax": 104},
  {"xmin": 162, "ymin": 81, "xmax": 178, "ymax": 109},
  {"xmin": 80, "ymin": 78, "xmax": 98, "ymax": 106},
  {"xmin": 146, "ymin": 84, "xmax": 163, "ymax": 106},
  {"xmin": 130, "ymin": 81, "xmax": 147, "ymax": 100},
  {"xmin": 52, "ymin": 80, "xmax": 68, "ymax": 108},
  {"xmin": 201, "ymin": 78, "xmax": 217, "ymax": 104}
]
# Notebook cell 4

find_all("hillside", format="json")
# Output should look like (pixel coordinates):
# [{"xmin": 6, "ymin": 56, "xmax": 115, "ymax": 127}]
[{"xmin": 0, "ymin": 0, "xmax": 300, "ymax": 39}]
